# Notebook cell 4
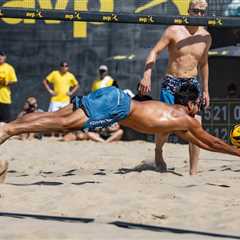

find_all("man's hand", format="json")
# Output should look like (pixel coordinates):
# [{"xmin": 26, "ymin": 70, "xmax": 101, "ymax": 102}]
[
  {"xmin": 138, "ymin": 70, "xmax": 152, "ymax": 96},
  {"xmin": 202, "ymin": 91, "xmax": 210, "ymax": 109},
  {"xmin": 0, "ymin": 77, "xmax": 8, "ymax": 86},
  {"xmin": 49, "ymin": 89, "xmax": 56, "ymax": 96}
]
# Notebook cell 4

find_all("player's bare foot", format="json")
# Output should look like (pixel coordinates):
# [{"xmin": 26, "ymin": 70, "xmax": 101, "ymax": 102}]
[
  {"xmin": 190, "ymin": 169, "xmax": 198, "ymax": 175},
  {"xmin": 0, "ymin": 160, "xmax": 8, "ymax": 183}
]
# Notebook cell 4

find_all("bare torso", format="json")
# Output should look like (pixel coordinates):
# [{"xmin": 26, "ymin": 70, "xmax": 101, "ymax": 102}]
[
  {"xmin": 166, "ymin": 25, "xmax": 210, "ymax": 78},
  {"xmin": 120, "ymin": 100, "xmax": 190, "ymax": 134}
]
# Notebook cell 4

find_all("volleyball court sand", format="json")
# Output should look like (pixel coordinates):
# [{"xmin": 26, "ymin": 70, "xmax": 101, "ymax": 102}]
[{"xmin": 0, "ymin": 139, "xmax": 240, "ymax": 239}]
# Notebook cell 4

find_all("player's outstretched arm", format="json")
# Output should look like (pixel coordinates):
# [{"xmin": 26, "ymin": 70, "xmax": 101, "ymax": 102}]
[
  {"xmin": 187, "ymin": 118, "xmax": 240, "ymax": 157},
  {"xmin": 175, "ymin": 130, "xmax": 217, "ymax": 152}
]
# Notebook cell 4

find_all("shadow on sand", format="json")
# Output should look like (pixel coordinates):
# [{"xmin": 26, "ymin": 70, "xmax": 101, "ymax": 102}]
[
  {"xmin": 115, "ymin": 162, "xmax": 183, "ymax": 176},
  {"xmin": 111, "ymin": 221, "xmax": 240, "ymax": 239},
  {"xmin": 1, "ymin": 211, "xmax": 240, "ymax": 239},
  {"xmin": 0, "ymin": 212, "xmax": 94, "ymax": 223}
]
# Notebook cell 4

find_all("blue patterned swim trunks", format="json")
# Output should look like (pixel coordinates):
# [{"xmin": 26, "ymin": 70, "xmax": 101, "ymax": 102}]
[
  {"xmin": 71, "ymin": 86, "xmax": 131, "ymax": 132},
  {"xmin": 160, "ymin": 75, "xmax": 201, "ymax": 104}
]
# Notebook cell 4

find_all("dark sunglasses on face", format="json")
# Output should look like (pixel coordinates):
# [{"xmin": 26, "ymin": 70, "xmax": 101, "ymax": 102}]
[{"xmin": 190, "ymin": 8, "xmax": 206, "ymax": 15}]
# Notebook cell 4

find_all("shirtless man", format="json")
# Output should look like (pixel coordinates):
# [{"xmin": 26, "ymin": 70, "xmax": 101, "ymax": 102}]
[
  {"xmin": 139, "ymin": 0, "xmax": 211, "ymax": 175},
  {"xmin": 0, "ymin": 85, "xmax": 239, "ymax": 178}
]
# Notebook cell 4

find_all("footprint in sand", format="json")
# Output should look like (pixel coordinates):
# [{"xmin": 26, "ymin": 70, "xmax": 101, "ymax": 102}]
[{"xmin": 0, "ymin": 160, "xmax": 8, "ymax": 183}]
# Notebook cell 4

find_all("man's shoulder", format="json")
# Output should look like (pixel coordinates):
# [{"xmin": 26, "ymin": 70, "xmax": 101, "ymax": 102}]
[
  {"xmin": 164, "ymin": 25, "xmax": 179, "ymax": 34},
  {"xmin": 67, "ymin": 71, "xmax": 76, "ymax": 78},
  {"xmin": 200, "ymin": 27, "xmax": 211, "ymax": 35},
  {"xmin": 49, "ymin": 70, "xmax": 58, "ymax": 75},
  {"xmin": 165, "ymin": 25, "xmax": 185, "ymax": 32},
  {"xmin": 163, "ymin": 25, "xmax": 186, "ymax": 38},
  {"xmin": 3, "ymin": 63, "xmax": 15, "ymax": 70}
]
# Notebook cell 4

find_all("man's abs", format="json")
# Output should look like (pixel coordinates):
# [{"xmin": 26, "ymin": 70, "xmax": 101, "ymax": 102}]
[{"xmin": 166, "ymin": 55, "xmax": 199, "ymax": 78}]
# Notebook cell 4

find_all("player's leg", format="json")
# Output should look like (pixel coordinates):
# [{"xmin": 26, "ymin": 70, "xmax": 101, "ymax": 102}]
[
  {"xmin": 13, "ymin": 104, "xmax": 74, "ymax": 124},
  {"xmin": 0, "ymin": 108, "xmax": 88, "ymax": 144},
  {"xmin": 189, "ymin": 114, "xmax": 201, "ymax": 175},
  {"xmin": 155, "ymin": 132, "xmax": 168, "ymax": 171},
  {"xmin": 155, "ymin": 82, "xmax": 175, "ymax": 171}
]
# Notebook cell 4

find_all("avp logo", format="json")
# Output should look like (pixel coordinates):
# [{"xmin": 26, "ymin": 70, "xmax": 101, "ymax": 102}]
[
  {"xmin": 0, "ymin": 0, "xmax": 189, "ymax": 38},
  {"xmin": 0, "ymin": 0, "xmax": 114, "ymax": 38}
]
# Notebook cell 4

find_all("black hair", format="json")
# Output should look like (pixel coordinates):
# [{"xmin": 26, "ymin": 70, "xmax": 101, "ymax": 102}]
[
  {"xmin": 0, "ymin": 51, "xmax": 6, "ymax": 56},
  {"xmin": 132, "ymin": 94, "xmax": 153, "ymax": 102},
  {"xmin": 175, "ymin": 84, "xmax": 200, "ymax": 106},
  {"xmin": 60, "ymin": 61, "xmax": 68, "ymax": 67}
]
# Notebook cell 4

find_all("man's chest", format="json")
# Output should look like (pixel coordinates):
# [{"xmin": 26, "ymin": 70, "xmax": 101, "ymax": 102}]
[
  {"xmin": 171, "ymin": 35, "xmax": 207, "ymax": 58},
  {"xmin": 0, "ymin": 68, "xmax": 8, "ymax": 77},
  {"xmin": 53, "ymin": 75, "xmax": 71, "ymax": 86}
]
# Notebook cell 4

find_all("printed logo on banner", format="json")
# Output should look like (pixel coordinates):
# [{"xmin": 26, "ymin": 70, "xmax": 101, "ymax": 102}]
[{"xmin": 0, "ymin": 0, "xmax": 189, "ymax": 38}]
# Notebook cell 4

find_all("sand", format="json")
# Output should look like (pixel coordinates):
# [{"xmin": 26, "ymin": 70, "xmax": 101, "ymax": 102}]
[{"xmin": 0, "ymin": 138, "xmax": 240, "ymax": 239}]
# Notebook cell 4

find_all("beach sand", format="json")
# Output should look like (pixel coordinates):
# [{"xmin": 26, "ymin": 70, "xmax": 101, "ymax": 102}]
[{"xmin": 0, "ymin": 139, "xmax": 240, "ymax": 239}]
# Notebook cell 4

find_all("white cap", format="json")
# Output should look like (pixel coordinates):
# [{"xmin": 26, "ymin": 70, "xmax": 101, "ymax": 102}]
[{"xmin": 98, "ymin": 65, "xmax": 108, "ymax": 71}]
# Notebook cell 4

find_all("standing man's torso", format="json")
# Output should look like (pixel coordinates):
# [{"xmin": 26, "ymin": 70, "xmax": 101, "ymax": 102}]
[
  {"xmin": 47, "ymin": 70, "xmax": 77, "ymax": 103},
  {"xmin": 166, "ymin": 25, "xmax": 211, "ymax": 78},
  {"xmin": 0, "ymin": 63, "xmax": 17, "ymax": 104}
]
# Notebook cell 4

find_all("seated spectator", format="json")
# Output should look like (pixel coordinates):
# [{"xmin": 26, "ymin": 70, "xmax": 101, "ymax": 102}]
[
  {"xmin": 62, "ymin": 123, "xmax": 123, "ymax": 143},
  {"xmin": 86, "ymin": 123, "xmax": 123, "ymax": 143},
  {"xmin": 62, "ymin": 131, "xmax": 89, "ymax": 142},
  {"xmin": 17, "ymin": 97, "xmax": 44, "ymax": 140}
]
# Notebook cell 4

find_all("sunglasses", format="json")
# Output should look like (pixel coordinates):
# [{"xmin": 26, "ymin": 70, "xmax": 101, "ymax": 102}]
[{"xmin": 190, "ymin": 8, "xmax": 206, "ymax": 15}]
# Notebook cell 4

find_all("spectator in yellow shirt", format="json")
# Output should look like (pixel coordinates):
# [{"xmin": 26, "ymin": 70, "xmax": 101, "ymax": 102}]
[
  {"xmin": 91, "ymin": 65, "xmax": 118, "ymax": 92},
  {"xmin": 0, "ymin": 51, "xmax": 17, "ymax": 122},
  {"xmin": 43, "ymin": 61, "xmax": 79, "ymax": 112}
]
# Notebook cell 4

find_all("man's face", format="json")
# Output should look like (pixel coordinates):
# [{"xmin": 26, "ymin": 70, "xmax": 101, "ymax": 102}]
[
  {"xmin": 60, "ymin": 63, "xmax": 69, "ymax": 73},
  {"xmin": 187, "ymin": 97, "xmax": 202, "ymax": 116},
  {"xmin": 99, "ymin": 69, "xmax": 107, "ymax": 77},
  {"xmin": 24, "ymin": 99, "xmax": 37, "ymax": 112},
  {"xmin": 0, "ymin": 55, "xmax": 6, "ymax": 64},
  {"xmin": 189, "ymin": 3, "xmax": 207, "ymax": 16}
]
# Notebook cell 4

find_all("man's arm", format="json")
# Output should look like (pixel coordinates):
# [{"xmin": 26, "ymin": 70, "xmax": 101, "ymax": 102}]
[
  {"xmin": 199, "ymin": 34, "xmax": 212, "ymax": 108},
  {"xmin": 69, "ymin": 75, "xmax": 79, "ymax": 96},
  {"xmin": 176, "ymin": 130, "xmax": 216, "ymax": 152},
  {"xmin": 187, "ymin": 117, "xmax": 240, "ymax": 157},
  {"xmin": 42, "ymin": 79, "xmax": 55, "ymax": 96},
  {"xmin": 69, "ymin": 84, "xmax": 79, "ymax": 96},
  {"xmin": 139, "ymin": 27, "xmax": 172, "ymax": 95},
  {"xmin": 1, "ymin": 65, "xmax": 17, "ymax": 86}
]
